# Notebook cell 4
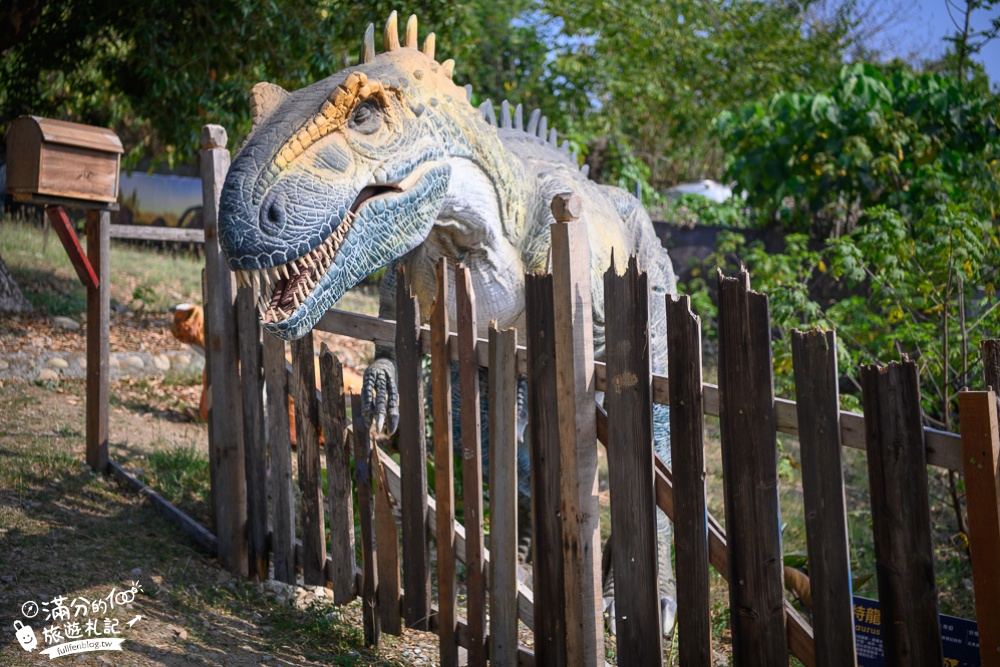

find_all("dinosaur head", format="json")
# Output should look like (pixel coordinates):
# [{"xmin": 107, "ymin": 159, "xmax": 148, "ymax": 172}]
[{"xmin": 219, "ymin": 13, "xmax": 474, "ymax": 339}]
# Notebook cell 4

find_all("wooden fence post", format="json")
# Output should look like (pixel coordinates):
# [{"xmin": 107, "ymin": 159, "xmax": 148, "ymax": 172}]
[
  {"xmin": 262, "ymin": 334, "xmax": 295, "ymax": 583},
  {"xmin": 525, "ymin": 271, "xmax": 567, "ymax": 667},
  {"xmin": 957, "ymin": 389, "xmax": 1000, "ymax": 667},
  {"xmin": 716, "ymin": 268, "xmax": 787, "ymax": 664},
  {"xmin": 666, "ymin": 294, "xmax": 711, "ymax": 666},
  {"xmin": 237, "ymin": 281, "xmax": 267, "ymax": 580},
  {"xmin": 352, "ymin": 392, "xmax": 381, "ymax": 646},
  {"xmin": 375, "ymin": 446, "xmax": 402, "ymax": 635},
  {"xmin": 859, "ymin": 359, "xmax": 942, "ymax": 666},
  {"xmin": 291, "ymin": 333, "xmax": 326, "ymax": 585},
  {"xmin": 488, "ymin": 322, "xmax": 519, "ymax": 666},
  {"xmin": 791, "ymin": 329, "xmax": 856, "ymax": 667},
  {"xmin": 85, "ymin": 208, "xmax": 110, "ymax": 473},
  {"xmin": 200, "ymin": 124, "xmax": 247, "ymax": 576},
  {"xmin": 457, "ymin": 264, "xmax": 486, "ymax": 666},
  {"xmin": 550, "ymin": 193, "xmax": 603, "ymax": 667},
  {"xmin": 396, "ymin": 266, "xmax": 430, "ymax": 630},
  {"xmin": 604, "ymin": 255, "xmax": 663, "ymax": 665},
  {"xmin": 319, "ymin": 345, "xmax": 355, "ymax": 603},
  {"xmin": 431, "ymin": 258, "xmax": 458, "ymax": 667},
  {"xmin": 984, "ymin": 340, "xmax": 1000, "ymax": 399}
]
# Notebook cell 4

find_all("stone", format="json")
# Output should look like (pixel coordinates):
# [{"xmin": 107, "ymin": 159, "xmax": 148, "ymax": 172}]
[
  {"xmin": 47, "ymin": 357, "xmax": 69, "ymax": 369},
  {"xmin": 76, "ymin": 357, "xmax": 87, "ymax": 369},
  {"xmin": 52, "ymin": 316, "xmax": 81, "ymax": 331},
  {"xmin": 124, "ymin": 355, "xmax": 145, "ymax": 369},
  {"xmin": 37, "ymin": 368, "xmax": 59, "ymax": 382},
  {"xmin": 109, "ymin": 356, "xmax": 120, "ymax": 370},
  {"xmin": 152, "ymin": 354, "xmax": 171, "ymax": 371},
  {"xmin": 0, "ymin": 360, "xmax": 9, "ymax": 371},
  {"xmin": 170, "ymin": 353, "xmax": 191, "ymax": 367}
]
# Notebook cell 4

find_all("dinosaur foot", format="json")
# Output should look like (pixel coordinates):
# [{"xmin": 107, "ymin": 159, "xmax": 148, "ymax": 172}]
[{"xmin": 602, "ymin": 595, "xmax": 677, "ymax": 637}]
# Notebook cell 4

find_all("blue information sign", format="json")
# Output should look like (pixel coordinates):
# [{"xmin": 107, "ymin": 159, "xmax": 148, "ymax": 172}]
[{"xmin": 853, "ymin": 596, "xmax": 981, "ymax": 666}]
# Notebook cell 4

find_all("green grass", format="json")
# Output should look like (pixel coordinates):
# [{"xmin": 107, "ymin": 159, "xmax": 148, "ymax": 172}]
[
  {"xmin": 143, "ymin": 444, "xmax": 211, "ymax": 522},
  {"xmin": 1, "ymin": 217, "xmax": 203, "ymax": 315}
]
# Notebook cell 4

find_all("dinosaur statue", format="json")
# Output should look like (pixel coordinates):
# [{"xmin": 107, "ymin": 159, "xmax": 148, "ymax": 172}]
[{"xmin": 217, "ymin": 12, "xmax": 679, "ymax": 634}]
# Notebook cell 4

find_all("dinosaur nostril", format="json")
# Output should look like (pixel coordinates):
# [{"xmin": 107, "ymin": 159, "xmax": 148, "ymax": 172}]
[{"xmin": 259, "ymin": 191, "xmax": 287, "ymax": 236}]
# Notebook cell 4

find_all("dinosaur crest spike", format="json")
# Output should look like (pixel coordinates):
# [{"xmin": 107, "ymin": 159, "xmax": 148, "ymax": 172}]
[
  {"xmin": 581, "ymin": 164, "xmax": 590, "ymax": 177},
  {"xmin": 384, "ymin": 11, "xmax": 400, "ymax": 51},
  {"xmin": 537, "ymin": 115, "xmax": 547, "ymax": 139},
  {"xmin": 405, "ymin": 15, "xmax": 418, "ymax": 48},
  {"xmin": 560, "ymin": 139, "xmax": 571, "ymax": 154},
  {"xmin": 423, "ymin": 32, "xmax": 436, "ymax": 58},
  {"xmin": 548, "ymin": 128, "xmax": 558, "ymax": 145},
  {"xmin": 500, "ymin": 100, "xmax": 511, "ymax": 129},
  {"xmin": 362, "ymin": 24, "xmax": 375, "ymax": 63},
  {"xmin": 514, "ymin": 104, "xmax": 523, "ymax": 130},
  {"xmin": 250, "ymin": 82, "xmax": 290, "ymax": 129},
  {"xmin": 465, "ymin": 84, "xmax": 473, "ymax": 102},
  {"xmin": 526, "ymin": 108, "xmax": 540, "ymax": 134},
  {"xmin": 480, "ymin": 99, "xmax": 496, "ymax": 126},
  {"xmin": 442, "ymin": 59, "xmax": 455, "ymax": 78}
]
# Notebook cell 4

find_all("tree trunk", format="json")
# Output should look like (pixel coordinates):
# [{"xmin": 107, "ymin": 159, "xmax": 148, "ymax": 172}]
[{"xmin": 0, "ymin": 254, "xmax": 32, "ymax": 313}]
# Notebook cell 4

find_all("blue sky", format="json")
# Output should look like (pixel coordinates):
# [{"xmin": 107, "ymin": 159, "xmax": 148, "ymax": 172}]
[{"xmin": 886, "ymin": 0, "xmax": 999, "ymax": 85}]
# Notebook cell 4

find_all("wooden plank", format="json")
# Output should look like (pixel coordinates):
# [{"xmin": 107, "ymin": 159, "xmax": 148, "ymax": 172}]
[
  {"xmin": 549, "ymin": 195, "xmax": 603, "ymax": 667},
  {"xmin": 431, "ymin": 258, "xmax": 458, "ymax": 667},
  {"xmin": 791, "ymin": 329, "xmax": 856, "ymax": 667},
  {"xmin": 456, "ymin": 263, "xmax": 487, "ymax": 666},
  {"xmin": 319, "ymin": 345, "xmax": 356, "ymax": 604},
  {"xmin": 85, "ymin": 208, "xmax": 110, "ymax": 473},
  {"xmin": 47, "ymin": 206, "xmax": 99, "ymax": 289},
  {"xmin": 716, "ymin": 268, "xmax": 787, "ymax": 664},
  {"xmin": 488, "ymin": 322, "xmax": 520, "ymax": 666},
  {"xmin": 200, "ymin": 124, "xmax": 247, "ymax": 576},
  {"xmin": 957, "ymin": 390, "xmax": 1000, "ymax": 666},
  {"xmin": 666, "ymin": 295, "xmax": 711, "ymax": 667},
  {"xmin": 237, "ymin": 280, "xmax": 268, "ymax": 580},
  {"xmin": 37, "ymin": 143, "xmax": 119, "ymax": 202},
  {"xmin": 859, "ymin": 359, "xmax": 942, "ymax": 666},
  {"xmin": 374, "ymin": 445, "xmax": 402, "ymax": 636},
  {"xmin": 290, "ymin": 333, "xmax": 326, "ymax": 585},
  {"xmin": 108, "ymin": 224, "xmax": 205, "ymax": 243},
  {"xmin": 315, "ymin": 308, "xmax": 965, "ymax": 470},
  {"xmin": 603, "ymin": 256, "xmax": 662, "ymax": 665},
  {"xmin": 395, "ymin": 266, "xmax": 430, "ymax": 629},
  {"xmin": 984, "ymin": 339, "xmax": 1000, "ymax": 395},
  {"xmin": 524, "ymin": 271, "xmax": 566, "ymax": 667},
  {"xmin": 109, "ymin": 460, "xmax": 218, "ymax": 554},
  {"xmin": 352, "ymin": 393, "xmax": 381, "ymax": 646},
  {"xmin": 263, "ymin": 334, "xmax": 295, "ymax": 583},
  {"xmin": 596, "ymin": 402, "xmax": 817, "ymax": 666}
]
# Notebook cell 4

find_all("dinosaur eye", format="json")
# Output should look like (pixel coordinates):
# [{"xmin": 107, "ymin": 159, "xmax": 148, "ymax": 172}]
[{"xmin": 349, "ymin": 101, "xmax": 383, "ymax": 134}]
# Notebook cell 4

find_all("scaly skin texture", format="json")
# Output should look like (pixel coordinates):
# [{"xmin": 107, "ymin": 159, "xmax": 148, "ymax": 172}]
[{"xmin": 217, "ymin": 13, "xmax": 679, "ymax": 634}]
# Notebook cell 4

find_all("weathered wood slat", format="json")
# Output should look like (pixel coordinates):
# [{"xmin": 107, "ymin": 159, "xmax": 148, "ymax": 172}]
[
  {"xmin": 318, "ymin": 345, "xmax": 356, "ymax": 604},
  {"xmin": 290, "ymin": 333, "xmax": 326, "ymax": 585},
  {"xmin": 488, "ymin": 322, "xmax": 520, "ymax": 666},
  {"xmin": 550, "ymin": 198, "xmax": 603, "ymax": 667},
  {"xmin": 860, "ymin": 360, "xmax": 942, "ymax": 666},
  {"xmin": 666, "ymin": 295, "xmax": 711, "ymax": 667},
  {"xmin": 351, "ymin": 392, "xmax": 381, "ymax": 646},
  {"xmin": 315, "ymin": 308, "xmax": 964, "ymax": 469},
  {"xmin": 456, "ymin": 264, "xmax": 486, "ymax": 666},
  {"xmin": 791, "ymin": 329, "xmax": 856, "ymax": 667},
  {"xmin": 262, "ymin": 334, "xmax": 295, "ymax": 583},
  {"xmin": 85, "ymin": 208, "xmax": 110, "ymax": 473},
  {"xmin": 604, "ymin": 256, "xmax": 662, "ymax": 665},
  {"xmin": 957, "ymin": 390, "xmax": 1000, "ymax": 666},
  {"xmin": 395, "ymin": 267, "xmax": 431, "ymax": 630},
  {"xmin": 374, "ymin": 446, "xmax": 402, "ymax": 636},
  {"xmin": 431, "ymin": 258, "xmax": 458, "ymax": 667},
  {"xmin": 200, "ymin": 124, "xmax": 247, "ymax": 576},
  {"xmin": 108, "ymin": 223, "xmax": 205, "ymax": 243},
  {"xmin": 984, "ymin": 339, "xmax": 1000, "ymax": 396},
  {"xmin": 237, "ymin": 282, "xmax": 268, "ymax": 580},
  {"xmin": 717, "ymin": 268, "xmax": 787, "ymax": 664},
  {"xmin": 524, "ymin": 271, "xmax": 566, "ymax": 667}
]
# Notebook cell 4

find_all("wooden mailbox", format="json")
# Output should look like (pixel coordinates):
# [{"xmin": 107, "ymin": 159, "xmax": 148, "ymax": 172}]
[{"xmin": 5, "ymin": 115, "xmax": 123, "ymax": 205}]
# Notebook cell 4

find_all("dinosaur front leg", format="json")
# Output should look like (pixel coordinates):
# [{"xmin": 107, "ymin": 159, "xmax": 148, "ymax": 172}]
[{"xmin": 361, "ymin": 262, "xmax": 401, "ymax": 433}]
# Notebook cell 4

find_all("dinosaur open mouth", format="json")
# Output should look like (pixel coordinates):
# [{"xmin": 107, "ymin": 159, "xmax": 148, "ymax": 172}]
[{"xmin": 233, "ymin": 162, "xmax": 436, "ymax": 324}]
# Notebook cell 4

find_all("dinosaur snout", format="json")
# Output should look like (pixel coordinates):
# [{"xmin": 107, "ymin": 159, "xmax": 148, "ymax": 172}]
[{"xmin": 259, "ymin": 190, "xmax": 288, "ymax": 236}]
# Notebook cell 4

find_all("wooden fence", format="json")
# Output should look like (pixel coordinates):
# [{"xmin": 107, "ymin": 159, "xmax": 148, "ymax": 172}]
[{"xmin": 103, "ymin": 125, "xmax": 1000, "ymax": 667}]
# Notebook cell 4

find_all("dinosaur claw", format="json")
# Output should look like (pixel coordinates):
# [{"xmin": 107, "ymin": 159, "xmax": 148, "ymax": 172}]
[
  {"xmin": 375, "ymin": 412, "xmax": 386, "ymax": 434},
  {"xmin": 388, "ymin": 411, "xmax": 399, "ymax": 435}
]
